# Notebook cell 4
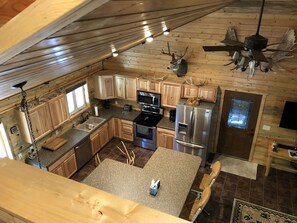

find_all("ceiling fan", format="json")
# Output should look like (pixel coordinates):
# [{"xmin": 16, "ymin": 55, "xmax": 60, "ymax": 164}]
[{"xmin": 202, "ymin": 0, "xmax": 290, "ymax": 68}]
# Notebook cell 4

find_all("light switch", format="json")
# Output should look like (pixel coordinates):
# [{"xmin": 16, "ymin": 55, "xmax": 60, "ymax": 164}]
[{"xmin": 263, "ymin": 125, "xmax": 271, "ymax": 131}]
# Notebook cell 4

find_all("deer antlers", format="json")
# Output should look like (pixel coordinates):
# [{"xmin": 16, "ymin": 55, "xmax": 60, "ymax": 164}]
[{"xmin": 162, "ymin": 42, "xmax": 188, "ymax": 61}]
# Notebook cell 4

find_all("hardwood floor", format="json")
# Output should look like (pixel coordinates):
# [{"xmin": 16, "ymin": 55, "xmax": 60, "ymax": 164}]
[{"xmin": 71, "ymin": 138, "xmax": 297, "ymax": 222}]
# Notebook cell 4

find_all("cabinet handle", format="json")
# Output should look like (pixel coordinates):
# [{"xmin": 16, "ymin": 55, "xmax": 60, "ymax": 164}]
[{"xmin": 74, "ymin": 146, "xmax": 79, "ymax": 150}]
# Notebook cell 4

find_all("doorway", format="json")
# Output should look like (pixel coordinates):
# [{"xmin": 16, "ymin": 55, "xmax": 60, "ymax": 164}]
[{"xmin": 217, "ymin": 90, "xmax": 262, "ymax": 160}]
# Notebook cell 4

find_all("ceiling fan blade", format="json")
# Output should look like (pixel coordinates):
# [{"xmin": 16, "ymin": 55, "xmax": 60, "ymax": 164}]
[
  {"xmin": 265, "ymin": 48, "xmax": 293, "ymax": 53},
  {"xmin": 203, "ymin": 45, "xmax": 243, "ymax": 52},
  {"xmin": 221, "ymin": 39, "xmax": 244, "ymax": 46},
  {"xmin": 251, "ymin": 49, "xmax": 267, "ymax": 62}
]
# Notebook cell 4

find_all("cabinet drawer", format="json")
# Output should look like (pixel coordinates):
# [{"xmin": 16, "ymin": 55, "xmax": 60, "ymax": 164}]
[{"xmin": 48, "ymin": 149, "xmax": 75, "ymax": 172}]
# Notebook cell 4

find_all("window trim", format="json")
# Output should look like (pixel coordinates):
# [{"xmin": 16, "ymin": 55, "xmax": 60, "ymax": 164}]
[
  {"xmin": 0, "ymin": 122, "xmax": 13, "ymax": 159},
  {"xmin": 66, "ymin": 82, "xmax": 90, "ymax": 116}
]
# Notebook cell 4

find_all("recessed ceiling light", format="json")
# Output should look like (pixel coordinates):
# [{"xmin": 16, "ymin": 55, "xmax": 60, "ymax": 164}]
[{"xmin": 112, "ymin": 51, "xmax": 119, "ymax": 57}]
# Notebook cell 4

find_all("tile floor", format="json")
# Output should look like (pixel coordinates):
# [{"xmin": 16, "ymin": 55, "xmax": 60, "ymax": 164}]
[{"xmin": 71, "ymin": 138, "xmax": 297, "ymax": 222}]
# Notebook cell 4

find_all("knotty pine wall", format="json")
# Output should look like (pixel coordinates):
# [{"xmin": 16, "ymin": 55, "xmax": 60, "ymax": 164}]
[{"xmin": 104, "ymin": 6, "xmax": 297, "ymax": 165}]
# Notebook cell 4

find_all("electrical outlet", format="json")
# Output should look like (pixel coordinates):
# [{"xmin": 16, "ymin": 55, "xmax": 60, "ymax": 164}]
[{"xmin": 263, "ymin": 125, "xmax": 271, "ymax": 131}]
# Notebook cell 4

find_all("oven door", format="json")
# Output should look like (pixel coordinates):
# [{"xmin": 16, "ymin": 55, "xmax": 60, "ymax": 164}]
[{"xmin": 133, "ymin": 123, "xmax": 156, "ymax": 150}]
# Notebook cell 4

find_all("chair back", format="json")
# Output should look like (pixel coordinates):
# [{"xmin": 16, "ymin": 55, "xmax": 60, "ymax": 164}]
[
  {"xmin": 189, "ymin": 187, "xmax": 211, "ymax": 222},
  {"xmin": 208, "ymin": 161, "xmax": 221, "ymax": 187}
]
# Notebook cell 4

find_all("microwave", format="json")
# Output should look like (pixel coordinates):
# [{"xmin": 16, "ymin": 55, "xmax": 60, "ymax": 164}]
[{"xmin": 137, "ymin": 91, "xmax": 161, "ymax": 107}]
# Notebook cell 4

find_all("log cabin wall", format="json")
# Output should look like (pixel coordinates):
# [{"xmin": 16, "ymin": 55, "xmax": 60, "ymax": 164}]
[
  {"xmin": 0, "ymin": 62, "xmax": 102, "ymax": 160},
  {"xmin": 104, "ymin": 1, "xmax": 297, "ymax": 165}
]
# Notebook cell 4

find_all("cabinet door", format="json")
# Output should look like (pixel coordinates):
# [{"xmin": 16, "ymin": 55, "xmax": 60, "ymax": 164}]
[
  {"xmin": 95, "ymin": 75, "xmax": 115, "ymax": 99},
  {"xmin": 157, "ymin": 128, "xmax": 175, "ymax": 150},
  {"xmin": 137, "ymin": 78, "xmax": 148, "ymax": 91},
  {"xmin": 48, "ymin": 94, "xmax": 69, "ymax": 129},
  {"xmin": 115, "ymin": 76, "xmax": 126, "ymax": 99},
  {"xmin": 30, "ymin": 104, "xmax": 53, "ymax": 140},
  {"xmin": 90, "ymin": 130, "xmax": 100, "ymax": 155},
  {"xmin": 149, "ymin": 80, "xmax": 161, "ymax": 93},
  {"xmin": 121, "ymin": 120, "xmax": 133, "ymax": 141},
  {"xmin": 108, "ymin": 118, "xmax": 114, "ymax": 141},
  {"xmin": 198, "ymin": 86, "xmax": 217, "ymax": 102},
  {"xmin": 182, "ymin": 85, "xmax": 198, "ymax": 98},
  {"xmin": 125, "ymin": 77, "xmax": 137, "ymax": 101},
  {"xmin": 99, "ymin": 123, "xmax": 109, "ymax": 148},
  {"xmin": 113, "ymin": 118, "xmax": 122, "ymax": 138},
  {"xmin": 161, "ymin": 82, "xmax": 181, "ymax": 108},
  {"xmin": 63, "ymin": 152, "xmax": 77, "ymax": 178}
]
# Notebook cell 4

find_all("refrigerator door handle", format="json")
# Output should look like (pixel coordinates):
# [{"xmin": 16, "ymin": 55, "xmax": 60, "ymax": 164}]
[
  {"xmin": 176, "ymin": 139, "xmax": 205, "ymax": 149},
  {"xmin": 189, "ymin": 110, "xmax": 194, "ymax": 138}
]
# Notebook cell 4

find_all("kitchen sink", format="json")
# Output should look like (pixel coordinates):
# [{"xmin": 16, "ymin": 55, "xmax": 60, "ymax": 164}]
[{"xmin": 75, "ymin": 116, "xmax": 106, "ymax": 132}]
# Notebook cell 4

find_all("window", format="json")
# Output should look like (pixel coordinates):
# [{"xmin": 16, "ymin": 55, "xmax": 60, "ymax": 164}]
[
  {"xmin": 66, "ymin": 82, "xmax": 89, "ymax": 115},
  {"xmin": 0, "ymin": 122, "xmax": 13, "ymax": 159}
]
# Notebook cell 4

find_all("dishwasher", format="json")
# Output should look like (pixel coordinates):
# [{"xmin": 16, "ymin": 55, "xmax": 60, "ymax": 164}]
[{"xmin": 74, "ymin": 137, "xmax": 92, "ymax": 170}]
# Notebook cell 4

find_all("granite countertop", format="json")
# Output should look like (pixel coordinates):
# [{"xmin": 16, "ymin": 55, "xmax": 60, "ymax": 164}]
[
  {"xmin": 26, "ymin": 106, "xmax": 140, "ymax": 169},
  {"xmin": 26, "ymin": 129, "xmax": 89, "ymax": 169},
  {"xmin": 157, "ymin": 117, "xmax": 175, "ymax": 131},
  {"xmin": 83, "ymin": 147, "xmax": 201, "ymax": 217}
]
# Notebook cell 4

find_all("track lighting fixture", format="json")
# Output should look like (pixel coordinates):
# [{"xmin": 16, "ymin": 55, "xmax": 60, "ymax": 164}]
[
  {"xmin": 163, "ymin": 29, "xmax": 170, "ymax": 35},
  {"xmin": 146, "ymin": 35, "xmax": 154, "ymax": 43}
]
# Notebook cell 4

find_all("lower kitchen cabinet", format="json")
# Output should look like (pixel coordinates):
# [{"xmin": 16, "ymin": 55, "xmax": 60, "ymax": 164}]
[
  {"xmin": 90, "ymin": 122, "xmax": 109, "ymax": 155},
  {"xmin": 121, "ymin": 119, "xmax": 133, "ymax": 141},
  {"xmin": 48, "ymin": 149, "xmax": 77, "ymax": 178},
  {"xmin": 107, "ymin": 118, "xmax": 114, "ymax": 141},
  {"xmin": 157, "ymin": 128, "xmax": 175, "ymax": 150}
]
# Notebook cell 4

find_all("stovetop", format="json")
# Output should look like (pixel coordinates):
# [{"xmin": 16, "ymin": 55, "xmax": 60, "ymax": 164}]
[{"xmin": 133, "ymin": 113, "xmax": 163, "ymax": 127}]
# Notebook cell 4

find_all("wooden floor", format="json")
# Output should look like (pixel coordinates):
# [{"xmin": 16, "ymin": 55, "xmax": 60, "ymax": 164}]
[{"xmin": 71, "ymin": 138, "xmax": 297, "ymax": 222}]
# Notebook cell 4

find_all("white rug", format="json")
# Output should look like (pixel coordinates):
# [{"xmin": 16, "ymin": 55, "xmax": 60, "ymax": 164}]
[{"xmin": 212, "ymin": 155, "xmax": 258, "ymax": 180}]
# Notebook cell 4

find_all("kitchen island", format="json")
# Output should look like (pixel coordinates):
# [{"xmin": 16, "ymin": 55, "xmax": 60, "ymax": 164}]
[{"xmin": 83, "ymin": 147, "xmax": 201, "ymax": 216}]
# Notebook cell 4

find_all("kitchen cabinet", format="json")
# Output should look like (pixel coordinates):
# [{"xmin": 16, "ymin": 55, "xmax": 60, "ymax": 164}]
[
  {"xmin": 198, "ymin": 86, "xmax": 217, "ymax": 103},
  {"xmin": 182, "ymin": 84, "xmax": 198, "ymax": 98},
  {"xmin": 94, "ymin": 75, "xmax": 115, "ymax": 99},
  {"xmin": 90, "ymin": 122, "xmax": 109, "ymax": 155},
  {"xmin": 137, "ymin": 78, "xmax": 161, "ymax": 93},
  {"xmin": 115, "ymin": 75, "xmax": 137, "ymax": 101},
  {"xmin": 48, "ymin": 94, "xmax": 69, "ymax": 129},
  {"xmin": 113, "ymin": 118, "xmax": 133, "ymax": 141},
  {"xmin": 161, "ymin": 82, "xmax": 182, "ymax": 108},
  {"xmin": 121, "ymin": 119, "xmax": 134, "ymax": 141},
  {"xmin": 108, "ymin": 118, "xmax": 114, "ymax": 141},
  {"xmin": 48, "ymin": 149, "xmax": 77, "ymax": 178},
  {"xmin": 17, "ymin": 103, "xmax": 54, "ymax": 143},
  {"xmin": 157, "ymin": 127, "xmax": 175, "ymax": 150}
]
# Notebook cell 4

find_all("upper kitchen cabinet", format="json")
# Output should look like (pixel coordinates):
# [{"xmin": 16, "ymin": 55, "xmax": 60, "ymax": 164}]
[
  {"xmin": 94, "ymin": 74, "xmax": 115, "ymax": 100},
  {"xmin": 161, "ymin": 81, "xmax": 182, "ymax": 108},
  {"xmin": 198, "ymin": 86, "xmax": 218, "ymax": 103},
  {"xmin": 48, "ymin": 94, "xmax": 69, "ymax": 129},
  {"xmin": 115, "ymin": 75, "xmax": 137, "ymax": 101},
  {"xmin": 17, "ymin": 103, "xmax": 54, "ymax": 143},
  {"xmin": 137, "ymin": 78, "xmax": 161, "ymax": 93},
  {"xmin": 182, "ymin": 84, "xmax": 199, "ymax": 99}
]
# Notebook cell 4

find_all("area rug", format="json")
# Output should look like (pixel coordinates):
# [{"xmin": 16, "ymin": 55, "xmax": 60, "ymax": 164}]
[
  {"xmin": 212, "ymin": 155, "xmax": 257, "ymax": 180},
  {"xmin": 230, "ymin": 199, "xmax": 297, "ymax": 223}
]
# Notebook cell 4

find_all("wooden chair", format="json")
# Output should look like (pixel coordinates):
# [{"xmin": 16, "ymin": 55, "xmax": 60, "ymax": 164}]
[
  {"xmin": 189, "ymin": 186, "xmax": 211, "ymax": 222},
  {"xmin": 117, "ymin": 141, "xmax": 135, "ymax": 165},
  {"xmin": 191, "ymin": 161, "xmax": 221, "ymax": 201}
]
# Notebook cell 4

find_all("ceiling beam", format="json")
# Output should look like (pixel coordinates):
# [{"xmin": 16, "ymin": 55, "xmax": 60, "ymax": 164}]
[{"xmin": 0, "ymin": 0, "xmax": 110, "ymax": 65}]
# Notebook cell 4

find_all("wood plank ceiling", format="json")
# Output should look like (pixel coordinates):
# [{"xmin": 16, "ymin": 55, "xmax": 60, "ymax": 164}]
[{"xmin": 0, "ymin": 0, "xmax": 236, "ymax": 100}]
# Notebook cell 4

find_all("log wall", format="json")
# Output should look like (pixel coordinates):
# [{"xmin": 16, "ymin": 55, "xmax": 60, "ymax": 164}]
[{"xmin": 104, "ymin": 4, "xmax": 297, "ymax": 165}]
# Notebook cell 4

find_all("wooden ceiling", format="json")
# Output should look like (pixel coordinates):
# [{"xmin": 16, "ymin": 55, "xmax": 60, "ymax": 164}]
[{"xmin": 0, "ymin": 0, "xmax": 237, "ymax": 100}]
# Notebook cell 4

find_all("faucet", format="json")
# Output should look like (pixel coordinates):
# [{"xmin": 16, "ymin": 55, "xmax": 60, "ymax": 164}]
[{"xmin": 80, "ymin": 111, "xmax": 91, "ymax": 123}]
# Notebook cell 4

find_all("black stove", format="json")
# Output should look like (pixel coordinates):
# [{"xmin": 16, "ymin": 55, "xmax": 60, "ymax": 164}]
[{"xmin": 133, "ymin": 113, "xmax": 163, "ymax": 127}]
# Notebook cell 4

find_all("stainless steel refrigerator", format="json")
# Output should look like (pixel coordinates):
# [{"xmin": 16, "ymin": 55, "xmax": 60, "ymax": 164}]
[{"xmin": 174, "ymin": 100, "xmax": 215, "ymax": 166}]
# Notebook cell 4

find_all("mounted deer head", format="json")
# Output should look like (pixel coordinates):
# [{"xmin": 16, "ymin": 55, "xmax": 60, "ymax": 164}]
[{"xmin": 162, "ymin": 42, "xmax": 188, "ymax": 77}]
